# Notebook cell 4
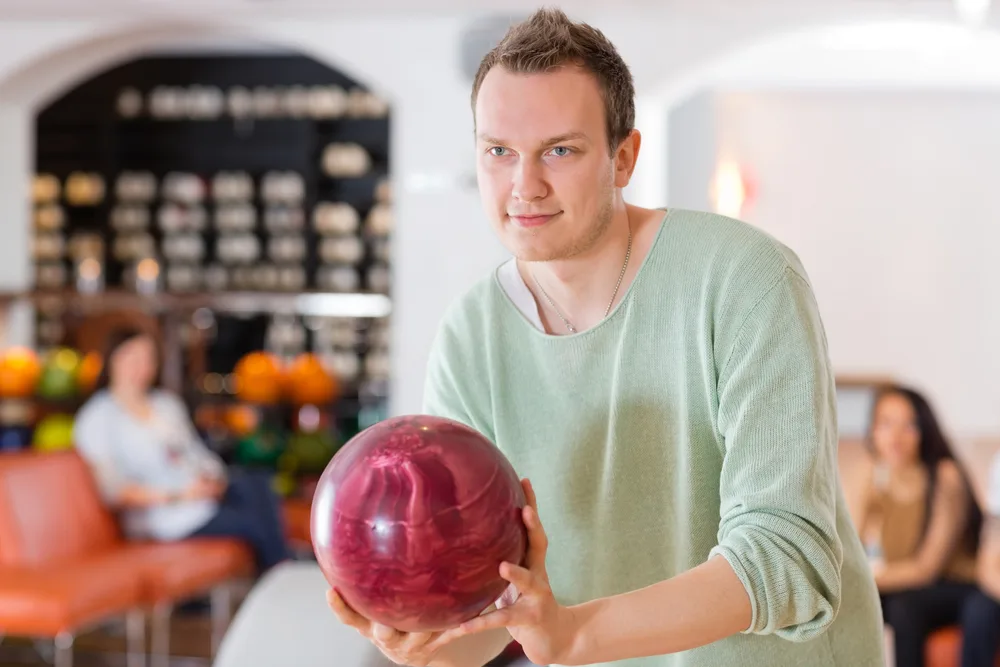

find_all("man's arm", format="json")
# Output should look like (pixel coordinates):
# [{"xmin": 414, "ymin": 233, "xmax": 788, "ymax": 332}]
[
  {"xmin": 705, "ymin": 265, "xmax": 844, "ymax": 641},
  {"xmin": 567, "ymin": 267, "xmax": 842, "ymax": 659},
  {"xmin": 456, "ymin": 489, "xmax": 753, "ymax": 665},
  {"xmin": 565, "ymin": 556, "xmax": 750, "ymax": 662}
]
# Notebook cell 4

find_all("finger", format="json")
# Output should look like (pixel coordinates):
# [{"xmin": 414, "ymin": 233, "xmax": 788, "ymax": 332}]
[
  {"xmin": 326, "ymin": 589, "xmax": 370, "ymax": 633},
  {"xmin": 396, "ymin": 630, "xmax": 436, "ymax": 655},
  {"xmin": 521, "ymin": 478, "xmax": 537, "ymax": 510},
  {"xmin": 371, "ymin": 622, "xmax": 403, "ymax": 647},
  {"xmin": 425, "ymin": 626, "xmax": 473, "ymax": 653},
  {"xmin": 522, "ymin": 505, "xmax": 549, "ymax": 571},
  {"xmin": 500, "ymin": 561, "xmax": 544, "ymax": 596},
  {"xmin": 495, "ymin": 582, "xmax": 520, "ymax": 609},
  {"xmin": 456, "ymin": 607, "xmax": 518, "ymax": 637}
]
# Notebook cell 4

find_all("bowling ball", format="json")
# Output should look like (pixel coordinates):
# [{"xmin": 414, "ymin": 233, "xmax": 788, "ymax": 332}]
[
  {"xmin": 287, "ymin": 430, "xmax": 339, "ymax": 474},
  {"xmin": 310, "ymin": 415, "xmax": 527, "ymax": 633},
  {"xmin": 235, "ymin": 426, "xmax": 285, "ymax": 467},
  {"xmin": 284, "ymin": 353, "xmax": 338, "ymax": 405},
  {"xmin": 0, "ymin": 347, "xmax": 42, "ymax": 398},
  {"xmin": 76, "ymin": 351, "xmax": 102, "ymax": 394},
  {"xmin": 224, "ymin": 404, "xmax": 259, "ymax": 437},
  {"xmin": 37, "ymin": 348, "xmax": 81, "ymax": 400},
  {"xmin": 233, "ymin": 351, "xmax": 283, "ymax": 404},
  {"xmin": 272, "ymin": 471, "xmax": 297, "ymax": 497},
  {"xmin": 33, "ymin": 413, "xmax": 75, "ymax": 452}
]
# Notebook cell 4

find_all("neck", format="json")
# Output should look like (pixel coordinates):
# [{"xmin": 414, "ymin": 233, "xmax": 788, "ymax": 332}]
[
  {"xmin": 111, "ymin": 385, "xmax": 146, "ymax": 405},
  {"xmin": 520, "ymin": 202, "xmax": 639, "ymax": 334},
  {"xmin": 887, "ymin": 459, "xmax": 925, "ymax": 478}
]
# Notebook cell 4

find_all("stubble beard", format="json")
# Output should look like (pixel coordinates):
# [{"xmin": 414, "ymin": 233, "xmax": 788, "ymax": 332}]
[{"xmin": 514, "ymin": 193, "xmax": 615, "ymax": 264}]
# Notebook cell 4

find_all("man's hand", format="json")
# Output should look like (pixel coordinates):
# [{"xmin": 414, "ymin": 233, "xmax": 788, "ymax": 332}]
[
  {"xmin": 454, "ymin": 479, "xmax": 583, "ymax": 666},
  {"xmin": 327, "ymin": 589, "xmax": 468, "ymax": 666}
]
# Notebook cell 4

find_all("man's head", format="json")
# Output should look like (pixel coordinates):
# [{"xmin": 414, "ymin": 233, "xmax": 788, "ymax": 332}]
[{"xmin": 471, "ymin": 8, "xmax": 640, "ymax": 262}]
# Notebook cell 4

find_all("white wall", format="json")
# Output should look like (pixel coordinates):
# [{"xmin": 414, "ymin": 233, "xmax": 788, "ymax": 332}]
[
  {"xmin": 667, "ymin": 91, "xmax": 716, "ymax": 212},
  {"xmin": 703, "ymin": 90, "xmax": 1000, "ymax": 438}
]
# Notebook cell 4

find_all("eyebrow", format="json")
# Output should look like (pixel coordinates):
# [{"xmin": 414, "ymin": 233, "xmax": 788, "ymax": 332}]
[{"xmin": 477, "ymin": 131, "xmax": 589, "ymax": 147}]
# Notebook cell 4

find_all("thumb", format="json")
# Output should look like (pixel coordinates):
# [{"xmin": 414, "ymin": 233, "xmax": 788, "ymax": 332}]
[{"xmin": 496, "ymin": 582, "xmax": 521, "ymax": 609}]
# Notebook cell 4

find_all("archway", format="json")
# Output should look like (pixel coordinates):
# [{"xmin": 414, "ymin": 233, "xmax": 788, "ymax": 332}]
[{"xmin": 0, "ymin": 20, "xmax": 402, "ymax": 510}]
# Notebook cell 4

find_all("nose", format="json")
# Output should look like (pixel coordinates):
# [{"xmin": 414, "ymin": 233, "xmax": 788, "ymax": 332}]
[{"xmin": 511, "ymin": 158, "xmax": 547, "ymax": 202}]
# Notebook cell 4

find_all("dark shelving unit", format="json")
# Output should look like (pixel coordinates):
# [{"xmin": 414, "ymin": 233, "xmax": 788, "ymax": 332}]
[{"xmin": 10, "ymin": 52, "xmax": 395, "ymax": 500}]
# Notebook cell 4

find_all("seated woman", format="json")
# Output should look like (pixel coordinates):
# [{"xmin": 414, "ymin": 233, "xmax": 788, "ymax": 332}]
[
  {"xmin": 851, "ymin": 385, "xmax": 983, "ymax": 667},
  {"xmin": 73, "ymin": 326, "xmax": 290, "ymax": 573}
]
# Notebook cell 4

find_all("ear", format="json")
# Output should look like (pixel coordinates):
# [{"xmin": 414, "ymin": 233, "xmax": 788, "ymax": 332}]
[{"xmin": 613, "ymin": 129, "xmax": 642, "ymax": 188}]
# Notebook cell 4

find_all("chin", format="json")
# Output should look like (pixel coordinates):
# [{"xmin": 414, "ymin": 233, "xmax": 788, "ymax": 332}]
[
  {"xmin": 508, "ymin": 242, "xmax": 561, "ymax": 263},
  {"xmin": 498, "ymin": 230, "xmax": 558, "ymax": 263}
]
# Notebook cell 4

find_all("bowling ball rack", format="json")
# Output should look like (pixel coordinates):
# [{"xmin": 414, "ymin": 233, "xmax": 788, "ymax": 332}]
[{"xmin": 0, "ymin": 50, "xmax": 395, "ymax": 492}]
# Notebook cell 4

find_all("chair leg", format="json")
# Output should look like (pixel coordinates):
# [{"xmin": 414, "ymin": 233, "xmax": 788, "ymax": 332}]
[
  {"xmin": 53, "ymin": 632, "xmax": 74, "ymax": 667},
  {"xmin": 151, "ymin": 602, "xmax": 173, "ymax": 667},
  {"xmin": 126, "ymin": 608, "xmax": 146, "ymax": 667},
  {"xmin": 210, "ymin": 582, "xmax": 233, "ymax": 656}
]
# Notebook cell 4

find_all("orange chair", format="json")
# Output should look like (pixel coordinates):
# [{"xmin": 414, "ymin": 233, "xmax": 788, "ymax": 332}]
[
  {"xmin": 0, "ymin": 451, "xmax": 146, "ymax": 667},
  {"xmin": 282, "ymin": 497, "xmax": 313, "ymax": 551},
  {"xmin": 926, "ymin": 626, "xmax": 1000, "ymax": 667},
  {"xmin": 0, "ymin": 452, "xmax": 254, "ymax": 667}
]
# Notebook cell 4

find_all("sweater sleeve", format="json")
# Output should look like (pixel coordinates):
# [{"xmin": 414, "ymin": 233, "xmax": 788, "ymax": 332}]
[
  {"xmin": 708, "ymin": 266, "xmax": 843, "ymax": 642},
  {"xmin": 159, "ymin": 392, "xmax": 228, "ymax": 481},
  {"xmin": 72, "ymin": 397, "xmax": 128, "ymax": 504}
]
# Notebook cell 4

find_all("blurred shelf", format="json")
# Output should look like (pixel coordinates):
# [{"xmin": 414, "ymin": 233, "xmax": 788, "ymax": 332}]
[
  {"xmin": 185, "ymin": 391, "xmax": 374, "ymax": 413},
  {"xmin": 0, "ymin": 289, "xmax": 392, "ymax": 318}
]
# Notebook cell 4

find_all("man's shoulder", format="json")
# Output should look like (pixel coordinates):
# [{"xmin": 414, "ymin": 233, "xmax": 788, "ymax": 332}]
[
  {"xmin": 437, "ymin": 264, "xmax": 505, "ymax": 333},
  {"xmin": 660, "ymin": 210, "xmax": 812, "ymax": 312},
  {"xmin": 665, "ymin": 208, "xmax": 807, "ymax": 279}
]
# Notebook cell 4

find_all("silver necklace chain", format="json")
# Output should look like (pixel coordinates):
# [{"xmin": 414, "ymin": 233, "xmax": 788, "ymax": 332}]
[{"xmin": 531, "ymin": 226, "xmax": 632, "ymax": 334}]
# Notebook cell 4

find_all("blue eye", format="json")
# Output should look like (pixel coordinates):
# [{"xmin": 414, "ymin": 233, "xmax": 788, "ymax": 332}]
[
  {"xmin": 550, "ymin": 146, "xmax": 571, "ymax": 157},
  {"xmin": 489, "ymin": 147, "xmax": 508, "ymax": 157}
]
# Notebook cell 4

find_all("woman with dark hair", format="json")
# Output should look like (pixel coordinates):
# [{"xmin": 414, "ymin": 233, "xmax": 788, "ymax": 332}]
[
  {"xmin": 72, "ymin": 326, "xmax": 290, "ymax": 573},
  {"xmin": 851, "ymin": 385, "xmax": 983, "ymax": 666}
]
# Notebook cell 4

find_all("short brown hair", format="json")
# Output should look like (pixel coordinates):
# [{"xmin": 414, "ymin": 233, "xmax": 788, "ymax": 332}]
[{"xmin": 471, "ymin": 8, "xmax": 636, "ymax": 154}]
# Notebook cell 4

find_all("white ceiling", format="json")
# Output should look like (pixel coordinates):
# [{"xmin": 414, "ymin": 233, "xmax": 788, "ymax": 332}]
[
  {"xmin": 0, "ymin": 0, "xmax": 963, "ymax": 20},
  {"xmin": 0, "ymin": 0, "xmax": 663, "ymax": 19}
]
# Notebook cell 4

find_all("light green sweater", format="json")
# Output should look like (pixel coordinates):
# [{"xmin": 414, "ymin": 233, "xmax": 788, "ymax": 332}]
[{"xmin": 422, "ymin": 208, "xmax": 884, "ymax": 667}]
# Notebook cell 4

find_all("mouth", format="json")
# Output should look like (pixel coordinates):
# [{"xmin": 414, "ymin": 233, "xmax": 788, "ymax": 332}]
[{"xmin": 508, "ymin": 212, "xmax": 560, "ymax": 228}]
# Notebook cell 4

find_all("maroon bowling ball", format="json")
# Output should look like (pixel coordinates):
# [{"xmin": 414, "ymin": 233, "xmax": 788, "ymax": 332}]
[{"xmin": 310, "ymin": 414, "xmax": 527, "ymax": 632}]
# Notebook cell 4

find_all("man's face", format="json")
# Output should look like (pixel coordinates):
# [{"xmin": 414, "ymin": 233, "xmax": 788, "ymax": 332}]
[{"xmin": 474, "ymin": 65, "xmax": 623, "ymax": 262}]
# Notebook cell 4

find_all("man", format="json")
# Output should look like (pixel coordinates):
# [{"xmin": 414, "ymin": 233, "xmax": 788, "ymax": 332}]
[
  {"xmin": 961, "ymin": 452, "xmax": 1000, "ymax": 666},
  {"xmin": 328, "ymin": 8, "xmax": 884, "ymax": 667}
]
